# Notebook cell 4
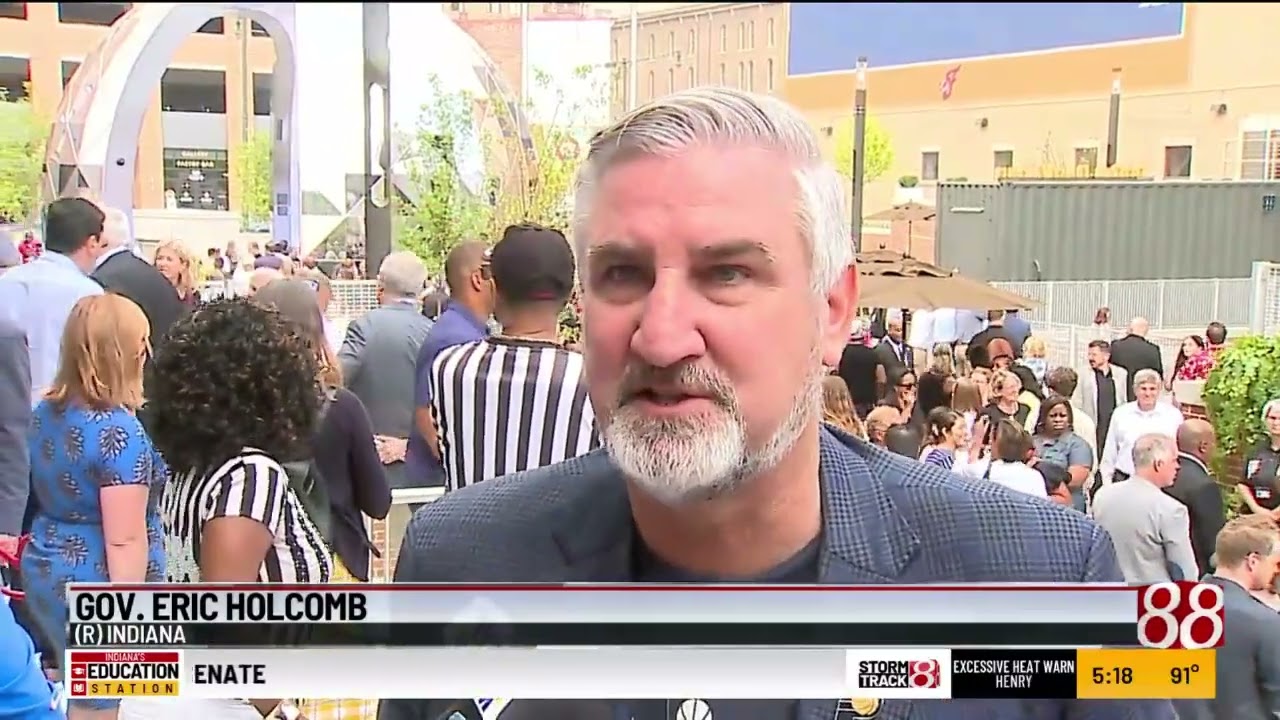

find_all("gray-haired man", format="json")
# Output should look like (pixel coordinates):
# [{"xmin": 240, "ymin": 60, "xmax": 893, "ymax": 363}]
[{"xmin": 1091, "ymin": 433, "xmax": 1199, "ymax": 584}]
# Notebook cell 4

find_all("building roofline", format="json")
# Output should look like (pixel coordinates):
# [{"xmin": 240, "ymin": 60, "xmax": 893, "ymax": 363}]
[{"xmin": 611, "ymin": 3, "xmax": 775, "ymax": 28}]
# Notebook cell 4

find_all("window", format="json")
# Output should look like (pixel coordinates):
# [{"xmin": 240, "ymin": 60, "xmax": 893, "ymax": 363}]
[
  {"xmin": 0, "ymin": 4, "xmax": 27, "ymax": 20},
  {"xmin": 921, "ymin": 151, "xmax": 940, "ymax": 181},
  {"xmin": 448, "ymin": 3, "xmax": 462, "ymax": 11},
  {"xmin": 747, "ymin": 21, "xmax": 755, "ymax": 49},
  {"xmin": 767, "ymin": 59, "xmax": 774, "ymax": 92},
  {"xmin": 737, "ymin": 61, "xmax": 745, "ymax": 87},
  {"xmin": 993, "ymin": 149, "xmax": 1014, "ymax": 176},
  {"xmin": 719, "ymin": 63, "xmax": 725, "ymax": 84},
  {"xmin": 738, "ymin": 22, "xmax": 745, "ymax": 49},
  {"xmin": 488, "ymin": 3, "xmax": 503, "ymax": 13},
  {"xmin": 57, "ymin": 2, "xmax": 127, "ymax": 25},
  {"xmin": 612, "ymin": 38, "xmax": 618, "ymax": 60},
  {"xmin": 767, "ymin": 18, "xmax": 775, "ymax": 47},
  {"xmin": 1241, "ymin": 128, "xmax": 1280, "ymax": 180},
  {"xmin": 0, "ymin": 56, "xmax": 28, "ymax": 101},
  {"xmin": 687, "ymin": 66, "xmax": 695, "ymax": 88},
  {"xmin": 60, "ymin": 60, "xmax": 80, "ymax": 89},
  {"xmin": 668, "ymin": 31, "xmax": 675, "ymax": 53},
  {"xmin": 160, "ymin": 68, "xmax": 227, "ymax": 113},
  {"xmin": 688, "ymin": 29, "xmax": 696, "ymax": 54},
  {"xmin": 197, "ymin": 17, "xmax": 224, "ymax": 34},
  {"xmin": 252, "ymin": 73, "xmax": 272, "ymax": 116},
  {"xmin": 250, "ymin": 20, "xmax": 268, "ymax": 37},
  {"xmin": 1163, "ymin": 145, "xmax": 1193, "ymax": 178},
  {"xmin": 719, "ymin": 25, "xmax": 726, "ymax": 52},
  {"xmin": 667, "ymin": 68, "xmax": 674, "ymax": 93},
  {"xmin": 1074, "ymin": 146, "xmax": 1099, "ymax": 176},
  {"xmin": 646, "ymin": 71, "xmax": 654, "ymax": 99},
  {"xmin": 647, "ymin": 34, "xmax": 655, "ymax": 59},
  {"xmin": 747, "ymin": 60, "xmax": 754, "ymax": 91}
]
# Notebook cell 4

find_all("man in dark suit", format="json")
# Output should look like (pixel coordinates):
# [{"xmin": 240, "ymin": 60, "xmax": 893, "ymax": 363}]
[
  {"xmin": 90, "ymin": 206, "xmax": 184, "ymax": 350},
  {"xmin": 1167, "ymin": 419, "xmax": 1226, "ymax": 573},
  {"xmin": 381, "ymin": 88, "xmax": 1172, "ymax": 720},
  {"xmin": 872, "ymin": 313, "xmax": 913, "ymax": 373},
  {"xmin": 0, "ymin": 316, "xmax": 29, "ymax": 553},
  {"xmin": 1201, "ymin": 517, "xmax": 1280, "ymax": 720},
  {"xmin": 1108, "ymin": 317, "xmax": 1164, "ymax": 401}
]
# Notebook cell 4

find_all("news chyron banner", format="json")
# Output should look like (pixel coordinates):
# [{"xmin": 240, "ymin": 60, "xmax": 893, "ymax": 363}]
[{"xmin": 66, "ymin": 581, "xmax": 1222, "ymax": 700}]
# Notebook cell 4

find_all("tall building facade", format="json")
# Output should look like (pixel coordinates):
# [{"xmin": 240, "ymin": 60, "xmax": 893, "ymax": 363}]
[
  {"xmin": 0, "ymin": 2, "xmax": 277, "ymax": 213},
  {"xmin": 785, "ymin": 3, "xmax": 1280, "ymax": 213},
  {"xmin": 607, "ymin": 2, "xmax": 786, "ymax": 117}
]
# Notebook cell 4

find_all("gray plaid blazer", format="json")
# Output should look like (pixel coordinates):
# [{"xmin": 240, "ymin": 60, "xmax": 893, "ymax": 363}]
[{"xmin": 381, "ymin": 429, "xmax": 1175, "ymax": 720}]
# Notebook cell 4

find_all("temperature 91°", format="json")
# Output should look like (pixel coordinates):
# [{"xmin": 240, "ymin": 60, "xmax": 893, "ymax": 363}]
[{"xmin": 1170, "ymin": 664, "xmax": 1201, "ymax": 684}]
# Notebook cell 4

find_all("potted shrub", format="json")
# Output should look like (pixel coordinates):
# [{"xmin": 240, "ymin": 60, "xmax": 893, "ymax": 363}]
[
  {"xmin": 895, "ymin": 175, "xmax": 923, "ymax": 203},
  {"xmin": 1204, "ymin": 335, "xmax": 1280, "ymax": 485}
]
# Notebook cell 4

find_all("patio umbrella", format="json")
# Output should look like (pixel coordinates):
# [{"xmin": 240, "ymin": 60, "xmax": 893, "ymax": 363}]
[
  {"xmin": 856, "ymin": 250, "xmax": 1039, "ymax": 311},
  {"xmin": 866, "ymin": 201, "xmax": 936, "ymax": 224}
]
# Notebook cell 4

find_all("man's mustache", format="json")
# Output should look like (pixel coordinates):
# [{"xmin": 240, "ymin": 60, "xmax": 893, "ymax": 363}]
[{"xmin": 616, "ymin": 363, "xmax": 735, "ymax": 407}]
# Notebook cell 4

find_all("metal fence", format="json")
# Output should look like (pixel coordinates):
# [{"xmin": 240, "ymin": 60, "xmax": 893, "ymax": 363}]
[
  {"xmin": 1031, "ymin": 322, "xmax": 1247, "ymax": 377},
  {"xmin": 990, "ymin": 277, "xmax": 1252, "ymax": 328},
  {"xmin": 1249, "ymin": 261, "xmax": 1280, "ymax": 336}
]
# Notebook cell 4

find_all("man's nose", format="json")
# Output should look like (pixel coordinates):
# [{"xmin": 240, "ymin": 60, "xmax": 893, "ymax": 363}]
[{"xmin": 631, "ymin": 276, "xmax": 706, "ymax": 368}]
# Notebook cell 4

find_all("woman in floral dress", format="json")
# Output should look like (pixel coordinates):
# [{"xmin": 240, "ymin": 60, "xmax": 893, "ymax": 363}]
[{"xmin": 20, "ymin": 295, "xmax": 167, "ymax": 720}]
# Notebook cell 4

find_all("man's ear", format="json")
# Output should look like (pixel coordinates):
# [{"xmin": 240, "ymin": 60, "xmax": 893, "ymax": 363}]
[{"xmin": 820, "ymin": 265, "xmax": 858, "ymax": 368}]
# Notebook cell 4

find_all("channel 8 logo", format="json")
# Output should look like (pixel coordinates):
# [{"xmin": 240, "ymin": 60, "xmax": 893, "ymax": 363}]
[
  {"xmin": 1137, "ymin": 581, "xmax": 1224, "ymax": 649},
  {"xmin": 908, "ymin": 660, "xmax": 941, "ymax": 689}
]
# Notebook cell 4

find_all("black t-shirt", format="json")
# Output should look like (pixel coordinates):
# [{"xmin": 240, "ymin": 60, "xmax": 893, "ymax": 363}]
[
  {"xmin": 1245, "ymin": 443, "xmax": 1280, "ymax": 511},
  {"xmin": 966, "ymin": 326, "xmax": 1017, "ymax": 369},
  {"xmin": 1093, "ymin": 368, "xmax": 1118, "ymax": 450},
  {"xmin": 981, "ymin": 401, "xmax": 1031, "ymax": 430},
  {"xmin": 624, "ymin": 535, "xmax": 822, "ymax": 720},
  {"xmin": 837, "ymin": 342, "xmax": 881, "ymax": 409}
]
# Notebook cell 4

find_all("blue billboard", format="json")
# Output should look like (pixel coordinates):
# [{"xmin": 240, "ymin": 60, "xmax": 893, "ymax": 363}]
[{"xmin": 788, "ymin": 3, "xmax": 1185, "ymax": 76}]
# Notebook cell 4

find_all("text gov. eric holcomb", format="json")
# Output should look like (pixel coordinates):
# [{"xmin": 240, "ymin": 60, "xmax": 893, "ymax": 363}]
[{"xmin": 73, "ymin": 590, "xmax": 369, "ymax": 623}]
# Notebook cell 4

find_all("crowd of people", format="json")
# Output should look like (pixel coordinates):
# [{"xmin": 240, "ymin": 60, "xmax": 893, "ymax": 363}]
[{"xmin": 0, "ymin": 86, "xmax": 1278, "ymax": 720}]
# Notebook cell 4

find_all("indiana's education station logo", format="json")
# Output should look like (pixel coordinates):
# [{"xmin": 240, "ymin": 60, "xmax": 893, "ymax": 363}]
[{"xmin": 67, "ymin": 651, "xmax": 181, "ymax": 698}]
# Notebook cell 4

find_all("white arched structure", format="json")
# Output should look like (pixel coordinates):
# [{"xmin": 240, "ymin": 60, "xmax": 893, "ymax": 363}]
[{"xmin": 43, "ymin": 3, "xmax": 301, "ymax": 251}]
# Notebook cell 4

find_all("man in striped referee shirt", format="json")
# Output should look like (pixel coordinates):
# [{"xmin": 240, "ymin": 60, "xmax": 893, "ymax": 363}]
[{"xmin": 430, "ymin": 224, "xmax": 598, "ymax": 490}]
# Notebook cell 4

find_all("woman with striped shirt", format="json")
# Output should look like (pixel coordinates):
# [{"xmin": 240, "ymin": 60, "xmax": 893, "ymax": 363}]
[{"xmin": 137, "ymin": 299, "xmax": 329, "ymax": 720}]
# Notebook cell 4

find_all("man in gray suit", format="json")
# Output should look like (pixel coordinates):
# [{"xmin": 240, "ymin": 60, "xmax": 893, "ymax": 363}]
[
  {"xmin": 381, "ymin": 88, "xmax": 1173, "ymax": 719},
  {"xmin": 1203, "ymin": 516, "xmax": 1280, "ymax": 720},
  {"xmin": 1091, "ymin": 433, "xmax": 1198, "ymax": 583},
  {"xmin": 0, "ymin": 315, "xmax": 30, "ymax": 554},
  {"xmin": 338, "ymin": 251, "xmax": 431, "ymax": 491}
]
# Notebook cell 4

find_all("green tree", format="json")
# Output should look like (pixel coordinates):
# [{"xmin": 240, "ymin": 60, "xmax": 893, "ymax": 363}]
[
  {"xmin": 0, "ymin": 92, "xmax": 47, "ymax": 224},
  {"xmin": 393, "ymin": 74, "xmax": 494, "ymax": 271},
  {"xmin": 232, "ymin": 130, "xmax": 272, "ymax": 229},
  {"xmin": 487, "ymin": 66, "xmax": 607, "ymax": 231},
  {"xmin": 831, "ymin": 116, "xmax": 894, "ymax": 185}
]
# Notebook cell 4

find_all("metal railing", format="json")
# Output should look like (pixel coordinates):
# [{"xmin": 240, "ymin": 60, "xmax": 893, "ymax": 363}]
[{"xmin": 991, "ymin": 277, "xmax": 1252, "ymax": 329}]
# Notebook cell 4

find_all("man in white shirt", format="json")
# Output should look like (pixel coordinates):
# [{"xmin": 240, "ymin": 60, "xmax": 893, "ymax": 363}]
[
  {"xmin": 1091, "ymin": 433, "xmax": 1198, "ymax": 583},
  {"xmin": 1100, "ymin": 368, "xmax": 1183, "ymax": 485}
]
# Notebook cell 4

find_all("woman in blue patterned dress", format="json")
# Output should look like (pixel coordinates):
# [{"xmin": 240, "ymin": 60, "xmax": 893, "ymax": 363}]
[{"xmin": 20, "ymin": 294, "xmax": 166, "ymax": 720}]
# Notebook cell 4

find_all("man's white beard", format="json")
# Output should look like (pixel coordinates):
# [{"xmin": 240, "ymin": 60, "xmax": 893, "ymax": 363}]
[{"xmin": 603, "ymin": 353, "xmax": 824, "ymax": 506}]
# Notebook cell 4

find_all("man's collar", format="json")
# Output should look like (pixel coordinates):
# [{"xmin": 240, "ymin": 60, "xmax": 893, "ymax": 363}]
[
  {"xmin": 445, "ymin": 299, "xmax": 489, "ymax": 334},
  {"xmin": 94, "ymin": 245, "xmax": 130, "ymax": 269},
  {"xmin": 1177, "ymin": 452, "xmax": 1209, "ymax": 474},
  {"xmin": 547, "ymin": 428, "xmax": 921, "ymax": 584}
]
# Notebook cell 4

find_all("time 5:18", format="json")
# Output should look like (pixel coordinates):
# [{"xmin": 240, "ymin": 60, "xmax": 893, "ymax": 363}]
[{"xmin": 1092, "ymin": 667, "xmax": 1134, "ymax": 684}]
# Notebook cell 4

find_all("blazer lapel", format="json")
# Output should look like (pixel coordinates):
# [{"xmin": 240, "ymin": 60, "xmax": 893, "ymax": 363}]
[
  {"xmin": 549, "ymin": 454, "xmax": 634, "ymax": 582},
  {"xmin": 798, "ymin": 431, "xmax": 923, "ymax": 720}
]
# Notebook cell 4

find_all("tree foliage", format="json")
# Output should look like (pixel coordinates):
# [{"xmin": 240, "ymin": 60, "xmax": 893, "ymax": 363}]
[
  {"xmin": 0, "ymin": 92, "xmax": 47, "ymax": 225},
  {"xmin": 831, "ymin": 116, "xmax": 893, "ymax": 185},
  {"xmin": 1204, "ymin": 335, "xmax": 1280, "ymax": 483},
  {"xmin": 394, "ymin": 67, "xmax": 605, "ymax": 271},
  {"xmin": 232, "ymin": 130, "xmax": 272, "ymax": 229}
]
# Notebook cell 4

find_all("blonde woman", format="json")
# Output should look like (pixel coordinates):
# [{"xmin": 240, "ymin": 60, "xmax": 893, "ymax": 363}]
[
  {"xmin": 153, "ymin": 240, "xmax": 199, "ymax": 309},
  {"xmin": 20, "ymin": 295, "xmax": 167, "ymax": 720},
  {"xmin": 1020, "ymin": 336, "xmax": 1048, "ymax": 384}
]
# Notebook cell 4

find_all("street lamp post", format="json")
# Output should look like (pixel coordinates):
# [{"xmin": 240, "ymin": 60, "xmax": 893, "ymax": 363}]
[
  {"xmin": 851, "ymin": 56, "xmax": 868, "ymax": 252},
  {"xmin": 1106, "ymin": 67, "xmax": 1121, "ymax": 169}
]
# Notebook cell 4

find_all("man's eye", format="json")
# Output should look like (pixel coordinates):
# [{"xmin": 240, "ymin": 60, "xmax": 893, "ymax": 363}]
[
  {"xmin": 705, "ymin": 265, "xmax": 750, "ymax": 285},
  {"xmin": 599, "ymin": 265, "xmax": 645, "ymax": 284}
]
